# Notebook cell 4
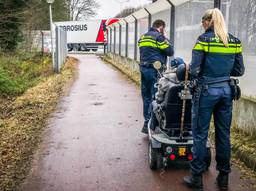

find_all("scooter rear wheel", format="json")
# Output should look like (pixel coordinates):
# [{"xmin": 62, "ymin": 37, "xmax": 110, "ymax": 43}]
[{"xmin": 148, "ymin": 141, "xmax": 163, "ymax": 170}]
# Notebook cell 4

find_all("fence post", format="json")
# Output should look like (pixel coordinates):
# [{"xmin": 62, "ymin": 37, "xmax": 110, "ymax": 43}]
[
  {"xmin": 144, "ymin": 8, "xmax": 152, "ymax": 29},
  {"xmin": 41, "ymin": 31, "xmax": 44, "ymax": 56},
  {"xmin": 114, "ymin": 26, "xmax": 116, "ymax": 54},
  {"xmin": 109, "ymin": 28, "xmax": 112, "ymax": 52},
  {"xmin": 55, "ymin": 27, "xmax": 59, "ymax": 73},
  {"xmin": 214, "ymin": 0, "xmax": 221, "ymax": 8},
  {"xmin": 133, "ymin": 15, "xmax": 138, "ymax": 61},
  {"xmin": 54, "ymin": 26, "xmax": 67, "ymax": 73},
  {"xmin": 58, "ymin": 27, "xmax": 61, "ymax": 73},
  {"xmin": 119, "ymin": 23, "xmax": 122, "ymax": 55},
  {"xmin": 166, "ymin": 0, "xmax": 175, "ymax": 46},
  {"xmin": 125, "ymin": 21, "xmax": 128, "ymax": 58},
  {"xmin": 170, "ymin": 5, "xmax": 175, "ymax": 45}
]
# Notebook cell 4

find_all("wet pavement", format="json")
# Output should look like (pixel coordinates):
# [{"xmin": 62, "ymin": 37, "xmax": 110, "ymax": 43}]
[{"xmin": 20, "ymin": 55, "xmax": 255, "ymax": 191}]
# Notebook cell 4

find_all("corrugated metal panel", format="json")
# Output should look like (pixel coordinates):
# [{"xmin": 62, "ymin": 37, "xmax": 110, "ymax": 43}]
[
  {"xmin": 108, "ymin": 0, "xmax": 190, "ymax": 27},
  {"xmin": 124, "ymin": 15, "xmax": 136, "ymax": 23},
  {"xmin": 146, "ymin": 0, "xmax": 171, "ymax": 14},
  {"xmin": 170, "ymin": 0, "xmax": 190, "ymax": 6},
  {"xmin": 133, "ymin": 8, "xmax": 149, "ymax": 19},
  {"xmin": 145, "ymin": 0, "xmax": 190, "ymax": 14}
]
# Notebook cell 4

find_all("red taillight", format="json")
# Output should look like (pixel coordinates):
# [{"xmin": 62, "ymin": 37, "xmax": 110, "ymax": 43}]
[
  {"xmin": 188, "ymin": 154, "xmax": 193, "ymax": 161},
  {"xmin": 170, "ymin": 154, "xmax": 176, "ymax": 161}
]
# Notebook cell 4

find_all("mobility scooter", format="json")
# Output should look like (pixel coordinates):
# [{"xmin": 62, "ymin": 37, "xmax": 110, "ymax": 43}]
[{"xmin": 147, "ymin": 60, "xmax": 212, "ymax": 170}]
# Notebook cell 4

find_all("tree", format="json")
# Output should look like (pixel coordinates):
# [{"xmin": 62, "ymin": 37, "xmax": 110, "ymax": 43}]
[
  {"xmin": 0, "ymin": 0, "xmax": 70, "ymax": 51},
  {"xmin": 66, "ymin": 0, "xmax": 100, "ymax": 21},
  {"xmin": 23, "ymin": 0, "xmax": 69, "ymax": 30},
  {"xmin": 0, "ymin": 0, "xmax": 26, "ymax": 51},
  {"xmin": 0, "ymin": 0, "xmax": 99, "ymax": 51}
]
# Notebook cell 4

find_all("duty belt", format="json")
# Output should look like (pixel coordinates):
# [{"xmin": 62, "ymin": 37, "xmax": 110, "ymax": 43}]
[
  {"xmin": 140, "ymin": 62, "xmax": 154, "ymax": 67},
  {"xmin": 203, "ymin": 82, "xmax": 230, "ymax": 92},
  {"xmin": 191, "ymin": 76, "xmax": 230, "ymax": 91},
  {"xmin": 199, "ymin": 76, "xmax": 230, "ymax": 85},
  {"xmin": 201, "ymin": 76, "xmax": 230, "ymax": 90}
]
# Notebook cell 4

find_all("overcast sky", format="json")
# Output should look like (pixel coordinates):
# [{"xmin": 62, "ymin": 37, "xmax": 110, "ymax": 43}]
[{"xmin": 94, "ymin": 0, "xmax": 152, "ymax": 19}]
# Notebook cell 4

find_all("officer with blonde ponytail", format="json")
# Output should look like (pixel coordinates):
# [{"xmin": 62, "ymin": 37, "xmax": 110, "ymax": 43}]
[{"xmin": 183, "ymin": 8, "xmax": 245, "ymax": 191}]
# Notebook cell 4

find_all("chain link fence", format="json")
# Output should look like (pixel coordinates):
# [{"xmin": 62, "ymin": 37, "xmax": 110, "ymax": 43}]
[{"xmin": 28, "ymin": 26, "xmax": 68, "ymax": 73}]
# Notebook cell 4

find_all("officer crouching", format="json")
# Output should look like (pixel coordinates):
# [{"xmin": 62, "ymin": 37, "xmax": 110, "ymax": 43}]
[{"xmin": 138, "ymin": 19, "xmax": 174, "ymax": 134}]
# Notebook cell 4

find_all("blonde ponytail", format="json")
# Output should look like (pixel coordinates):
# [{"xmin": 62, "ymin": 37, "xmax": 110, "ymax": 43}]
[{"xmin": 203, "ymin": 8, "xmax": 229, "ymax": 47}]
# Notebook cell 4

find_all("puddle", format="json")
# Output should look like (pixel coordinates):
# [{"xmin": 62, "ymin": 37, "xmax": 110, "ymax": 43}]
[
  {"xmin": 92, "ymin": 102, "xmax": 104, "ymax": 106},
  {"xmin": 88, "ymin": 83, "xmax": 97, "ymax": 86}
]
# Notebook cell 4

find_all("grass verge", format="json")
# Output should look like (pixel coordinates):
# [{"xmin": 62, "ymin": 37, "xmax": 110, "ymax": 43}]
[
  {"xmin": 101, "ymin": 55, "xmax": 141, "ymax": 86},
  {"xmin": 231, "ymin": 127, "xmax": 256, "ymax": 173},
  {"xmin": 0, "ymin": 52, "xmax": 53, "ymax": 97},
  {"xmin": 0, "ymin": 56, "xmax": 78, "ymax": 191}
]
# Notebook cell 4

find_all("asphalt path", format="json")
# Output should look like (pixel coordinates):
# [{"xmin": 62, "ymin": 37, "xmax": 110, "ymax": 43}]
[{"xmin": 20, "ymin": 54, "xmax": 255, "ymax": 191}]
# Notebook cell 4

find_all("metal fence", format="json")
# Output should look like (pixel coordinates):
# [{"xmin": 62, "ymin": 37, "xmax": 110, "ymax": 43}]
[
  {"xmin": 55, "ymin": 26, "xmax": 68, "ymax": 73},
  {"xmin": 107, "ymin": 0, "xmax": 256, "ymax": 97}
]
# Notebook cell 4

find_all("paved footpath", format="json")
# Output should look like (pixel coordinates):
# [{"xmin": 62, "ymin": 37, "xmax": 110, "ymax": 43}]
[{"xmin": 20, "ymin": 54, "xmax": 255, "ymax": 191}]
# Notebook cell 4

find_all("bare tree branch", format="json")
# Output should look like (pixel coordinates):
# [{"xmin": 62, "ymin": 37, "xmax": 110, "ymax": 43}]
[{"xmin": 66, "ymin": 0, "xmax": 100, "ymax": 21}]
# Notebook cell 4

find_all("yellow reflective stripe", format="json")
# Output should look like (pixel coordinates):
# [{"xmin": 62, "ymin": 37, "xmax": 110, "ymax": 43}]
[
  {"xmin": 197, "ymin": 40, "xmax": 241, "ymax": 47},
  {"xmin": 193, "ymin": 43, "xmax": 204, "ymax": 51},
  {"xmin": 139, "ymin": 39, "xmax": 170, "ymax": 49},
  {"xmin": 235, "ymin": 46, "xmax": 243, "ymax": 53},
  {"xmin": 140, "ymin": 35, "xmax": 169, "ymax": 46},
  {"xmin": 193, "ymin": 44, "xmax": 242, "ymax": 54},
  {"xmin": 139, "ymin": 38, "xmax": 167, "ymax": 45},
  {"xmin": 141, "ymin": 35, "xmax": 156, "ymax": 40},
  {"xmin": 158, "ymin": 43, "xmax": 169, "ymax": 49},
  {"xmin": 157, "ymin": 41, "xmax": 167, "ymax": 45},
  {"xmin": 197, "ymin": 41, "xmax": 208, "ymax": 46},
  {"xmin": 139, "ymin": 39, "xmax": 157, "ymax": 44},
  {"xmin": 138, "ymin": 42, "xmax": 169, "ymax": 49},
  {"xmin": 207, "ymin": 46, "xmax": 240, "ymax": 54},
  {"xmin": 209, "ymin": 42, "xmax": 242, "ymax": 47},
  {"xmin": 138, "ymin": 41, "xmax": 158, "ymax": 48}
]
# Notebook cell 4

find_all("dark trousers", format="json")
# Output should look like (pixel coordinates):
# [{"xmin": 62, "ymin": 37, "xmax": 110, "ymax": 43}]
[
  {"xmin": 191, "ymin": 86, "xmax": 233, "ymax": 175},
  {"xmin": 140, "ymin": 65, "xmax": 158, "ymax": 125}
]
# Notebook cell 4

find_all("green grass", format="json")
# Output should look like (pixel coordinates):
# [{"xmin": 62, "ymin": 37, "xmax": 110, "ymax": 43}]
[
  {"xmin": 0, "ymin": 56, "xmax": 78, "ymax": 191},
  {"xmin": 0, "ymin": 52, "xmax": 53, "ymax": 97}
]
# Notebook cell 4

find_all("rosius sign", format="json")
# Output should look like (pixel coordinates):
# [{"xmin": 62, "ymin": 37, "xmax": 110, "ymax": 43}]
[
  {"xmin": 61, "ymin": 24, "xmax": 88, "ymax": 32},
  {"xmin": 54, "ymin": 19, "xmax": 119, "ymax": 52},
  {"xmin": 55, "ymin": 20, "xmax": 103, "ymax": 44}
]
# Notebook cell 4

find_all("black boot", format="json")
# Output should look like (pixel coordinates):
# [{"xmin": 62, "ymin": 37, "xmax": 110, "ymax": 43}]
[
  {"xmin": 216, "ymin": 172, "xmax": 229, "ymax": 190},
  {"xmin": 141, "ymin": 122, "xmax": 148, "ymax": 134},
  {"xmin": 183, "ymin": 174, "xmax": 203, "ymax": 191}
]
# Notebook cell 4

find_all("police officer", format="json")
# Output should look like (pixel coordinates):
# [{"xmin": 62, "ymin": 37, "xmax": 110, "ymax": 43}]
[
  {"xmin": 138, "ymin": 19, "xmax": 174, "ymax": 134},
  {"xmin": 183, "ymin": 8, "xmax": 245, "ymax": 190}
]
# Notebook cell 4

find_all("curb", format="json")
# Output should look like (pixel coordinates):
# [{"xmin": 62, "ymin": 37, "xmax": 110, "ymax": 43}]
[{"xmin": 232, "ymin": 145, "xmax": 256, "ymax": 172}]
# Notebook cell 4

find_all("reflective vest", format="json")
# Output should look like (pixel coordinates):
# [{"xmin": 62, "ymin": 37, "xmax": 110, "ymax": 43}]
[
  {"xmin": 189, "ymin": 27, "xmax": 245, "ymax": 79},
  {"xmin": 138, "ymin": 27, "xmax": 174, "ymax": 65}
]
